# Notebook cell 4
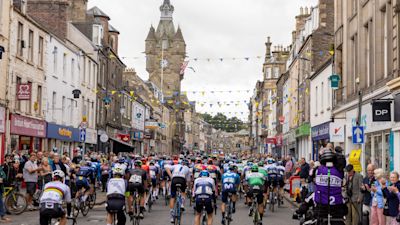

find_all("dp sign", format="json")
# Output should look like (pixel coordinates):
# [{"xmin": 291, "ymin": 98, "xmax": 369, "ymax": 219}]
[{"xmin": 372, "ymin": 101, "xmax": 392, "ymax": 122}]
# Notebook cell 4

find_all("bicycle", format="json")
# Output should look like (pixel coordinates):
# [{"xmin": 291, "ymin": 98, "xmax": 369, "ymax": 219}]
[
  {"xmin": 87, "ymin": 190, "xmax": 96, "ymax": 209},
  {"xmin": 72, "ymin": 188, "xmax": 90, "ymax": 217},
  {"xmin": 224, "ymin": 193, "xmax": 234, "ymax": 225},
  {"xmin": 201, "ymin": 202, "xmax": 208, "ymax": 225},
  {"xmin": 3, "ymin": 184, "xmax": 27, "ymax": 215},
  {"xmin": 251, "ymin": 195, "xmax": 262, "ymax": 225},
  {"xmin": 269, "ymin": 186, "xmax": 277, "ymax": 213},
  {"xmin": 48, "ymin": 216, "xmax": 77, "ymax": 225},
  {"xmin": 172, "ymin": 184, "xmax": 183, "ymax": 225},
  {"xmin": 129, "ymin": 189, "xmax": 142, "ymax": 225},
  {"xmin": 165, "ymin": 181, "xmax": 171, "ymax": 206},
  {"xmin": 147, "ymin": 187, "xmax": 153, "ymax": 213}
]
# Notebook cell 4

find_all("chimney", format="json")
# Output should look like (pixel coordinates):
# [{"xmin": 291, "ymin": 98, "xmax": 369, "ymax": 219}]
[
  {"xmin": 305, "ymin": 7, "xmax": 309, "ymax": 15},
  {"xmin": 265, "ymin": 36, "xmax": 272, "ymax": 59},
  {"xmin": 300, "ymin": 7, "xmax": 303, "ymax": 15},
  {"xmin": 69, "ymin": 0, "xmax": 88, "ymax": 22}
]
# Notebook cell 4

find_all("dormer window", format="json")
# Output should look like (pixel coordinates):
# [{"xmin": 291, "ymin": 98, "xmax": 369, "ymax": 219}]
[
  {"xmin": 92, "ymin": 24, "xmax": 103, "ymax": 46},
  {"xmin": 109, "ymin": 36, "xmax": 115, "ymax": 50}
]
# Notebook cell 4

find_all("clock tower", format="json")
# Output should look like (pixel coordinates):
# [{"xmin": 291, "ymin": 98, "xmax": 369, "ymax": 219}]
[{"xmin": 146, "ymin": 0, "xmax": 186, "ymax": 97}]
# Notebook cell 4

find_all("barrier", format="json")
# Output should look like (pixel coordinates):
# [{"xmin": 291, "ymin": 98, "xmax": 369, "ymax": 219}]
[{"xmin": 289, "ymin": 176, "xmax": 301, "ymax": 197}]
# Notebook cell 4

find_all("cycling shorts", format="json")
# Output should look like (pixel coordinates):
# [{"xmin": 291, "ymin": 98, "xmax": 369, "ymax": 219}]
[
  {"xmin": 247, "ymin": 186, "xmax": 264, "ymax": 204},
  {"xmin": 106, "ymin": 194, "xmax": 125, "ymax": 213},
  {"xmin": 194, "ymin": 198, "xmax": 214, "ymax": 214},
  {"xmin": 128, "ymin": 183, "xmax": 145, "ymax": 195},
  {"xmin": 151, "ymin": 178, "xmax": 157, "ymax": 187},
  {"xmin": 39, "ymin": 203, "xmax": 65, "ymax": 225},
  {"xmin": 162, "ymin": 170, "xmax": 171, "ymax": 181},
  {"xmin": 221, "ymin": 189, "xmax": 237, "ymax": 203},
  {"xmin": 277, "ymin": 176, "xmax": 284, "ymax": 188},
  {"xmin": 171, "ymin": 177, "xmax": 186, "ymax": 198},
  {"xmin": 267, "ymin": 174, "xmax": 278, "ymax": 187}
]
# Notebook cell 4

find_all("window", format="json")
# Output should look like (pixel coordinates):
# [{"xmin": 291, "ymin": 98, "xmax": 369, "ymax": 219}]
[
  {"xmin": 63, "ymin": 53, "xmax": 67, "ymax": 81},
  {"xmin": 351, "ymin": 34, "xmax": 358, "ymax": 94},
  {"xmin": 37, "ymin": 85, "xmax": 42, "ymax": 115},
  {"xmin": 92, "ymin": 63, "xmax": 96, "ymax": 88},
  {"xmin": 62, "ymin": 96, "xmax": 65, "ymax": 124},
  {"xmin": 28, "ymin": 30, "xmax": 33, "ymax": 62},
  {"xmin": 17, "ymin": 22, "xmax": 23, "ymax": 57},
  {"xmin": 16, "ymin": 76, "xmax": 21, "ymax": 111},
  {"xmin": 82, "ymin": 96, "xmax": 86, "ymax": 118},
  {"xmin": 88, "ymin": 60, "xmax": 91, "ymax": 85},
  {"xmin": 82, "ymin": 58, "xmax": 86, "ymax": 83},
  {"xmin": 352, "ymin": 0, "xmax": 357, "ymax": 15},
  {"xmin": 365, "ymin": 22, "xmax": 373, "ymax": 87},
  {"xmin": 382, "ymin": 8, "xmax": 388, "ymax": 78},
  {"xmin": 92, "ymin": 24, "xmax": 103, "ymax": 46},
  {"xmin": 71, "ymin": 58, "xmax": 75, "ymax": 85},
  {"xmin": 53, "ymin": 47, "xmax": 58, "ymax": 75},
  {"xmin": 70, "ymin": 99, "xmax": 74, "ymax": 124},
  {"xmin": 273, "ymin": 67, "xmax": 279, "ymax": 78},
  {"xmin": 52, "ymin": 92, "xmax": 56, "ymax": 121},
  {"xmin": 26, "ymin": 81, "xmax": 32, "ymax": 114},
  {"xmin": 321, "ymin": 82, "xmax": 324, "ymax": 112},
  {"xmin": 38, "ymin": 36, "xmax": 44, "ymax": 67},
  {"xmin": 265, "ymin": 68, "xmax": 271, "ymax": 79},
  {"xmin": 91, "ymin": 102, "xmax": 94, "ymax": 127}
]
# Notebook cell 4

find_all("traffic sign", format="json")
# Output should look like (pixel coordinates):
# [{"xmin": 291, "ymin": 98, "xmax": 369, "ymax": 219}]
[
  {"xmin": 352, "ymin": 126, "xmax": 364, "ymax": 144},
  {"xmin": 80, "ymin": 128, "xmax": 86, "ymax": 142}
]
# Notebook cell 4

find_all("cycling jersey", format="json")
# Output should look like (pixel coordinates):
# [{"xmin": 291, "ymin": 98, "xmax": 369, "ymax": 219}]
[
  {"xmin": 276, "ymin": 165, "xmax": 285, "ymax": 178},
  {"xmin": 107, "ymin": 178, "xmax": 126, "ymax": 196},
  {"xmin": 206, "ymin": 165, "xmax": 219, "ymax": 180},
  {"xmin": 40, "ymin": 181, "xmax": 72, "ymax": 204},
  {"xmin": 246, "ymin": 172, "xmax": 265, "ymax": 187},
  {"xmin": 76, "ymin": 166, "xmax": 95, "ymax": 180},
  {"xmin": 149, "ymin": 165, "xmax": 159, "ymax": 180},
  {"xmin": 167, "ymin": 164, "xmax": 190, "ymax": 180},
  {"xmin": 221, "ymin": 171, "xmax": 240, "ymax": 191},
  {"xmin": 314, "ymin": 165, "xmax": 344, "ymax": 206},
  {"xmin": 193, "ymin": 177, "xmax": 215, "ymax": 199},
  {"xmin": 193, "ymin": 164, "xmax": 206, "ymax": 179},
  {"xmin": 128, "ymin": 168, "xmax": 147, "ymax": 185}
]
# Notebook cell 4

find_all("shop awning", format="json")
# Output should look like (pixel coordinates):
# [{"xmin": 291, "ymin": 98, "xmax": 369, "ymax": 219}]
[{"xmin": 110, "ymin": 137, "xmax": 134, "ymax": 153}]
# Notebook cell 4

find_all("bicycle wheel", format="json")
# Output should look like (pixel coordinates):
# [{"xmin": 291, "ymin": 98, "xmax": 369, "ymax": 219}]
[
  {"xmin": 71, "ymin": 199, "xmax": 80, "ymax": 218},
  {"xmin": 201, "ymin": 211, "xmax": 207, "ymax": 225},
  {"xmin": 253, "ymin": 207, "xmax": 260, "ymax": 225},
  {"xmin": 88, "ymin": 193, "xmax": 96, "ymax": 209},
  {"xmin": 81, "ymin": 200, "xmax": 90, "ymax": 216},
  {"xmin": 4, "ymin": 192, "xmax": 27, "ymax": 215}
]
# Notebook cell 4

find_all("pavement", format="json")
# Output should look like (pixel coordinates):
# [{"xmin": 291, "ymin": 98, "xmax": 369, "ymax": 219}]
[{"xmin": 7, "ymin": 191, "xmax": 300, "ymax": 225}]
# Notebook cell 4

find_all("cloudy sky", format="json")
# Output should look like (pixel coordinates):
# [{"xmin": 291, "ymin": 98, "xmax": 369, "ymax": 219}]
[{"xmin": 88, "ymin": 0, "xmax": 318, "ymax": 121}]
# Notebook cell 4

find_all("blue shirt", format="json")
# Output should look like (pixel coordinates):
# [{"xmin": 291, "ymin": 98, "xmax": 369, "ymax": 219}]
[
  {"xmin": 222, "ymin": 171, "xmax": 240, "ymax": 191},
  {"xmin": 77, "ymin": 166, "xmax": 95, "ymax": 180}
]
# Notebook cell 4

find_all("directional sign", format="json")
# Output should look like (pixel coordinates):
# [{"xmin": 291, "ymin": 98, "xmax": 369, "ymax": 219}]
[
  {"xmin": 352, "ymin": 126, "xmax": 364, "ymax": 144},
  {"xmin": 80, "ymin": 128, "xmax": 86, "ymax": 142}
]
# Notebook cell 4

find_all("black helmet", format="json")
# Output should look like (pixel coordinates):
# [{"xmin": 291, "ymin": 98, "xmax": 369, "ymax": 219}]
[{"xmin": 319, "ymin": 148, "xmax": 336, "ymax": 165}]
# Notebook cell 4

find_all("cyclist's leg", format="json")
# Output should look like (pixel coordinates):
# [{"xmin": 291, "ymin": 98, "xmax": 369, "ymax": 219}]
[
  {"xmin": 169, "ymin": 178, "xmax": 178, "ymax": 209},
  {"xmin": 138, "ymin": 186, "xmax": 146, "ymax": 215},
  {"xmin": 221, "ymin": 190, "xmax": 228, "ymax": 219},
  {"xmin": 205, "ymin": 199, "xmax": 214, "ymax": 225},
  {"xmin": 256, "ymin": 190, "xmax": 264, "ymax": 219}
]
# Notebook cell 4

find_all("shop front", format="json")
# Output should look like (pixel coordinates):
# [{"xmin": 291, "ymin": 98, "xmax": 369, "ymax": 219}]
[
  {"xmin": 46, "ymin": 123, "xmax": 79, "ymax": 155},
  {"xmin": 10, "ymin": 114, "xmax": 46, "ymax": 153},
  {"xmin": 0, "ymin": 106, "xmax": 5, "ymax": 163},
  {"xmin": 132, "ymin": 131, "xmax": 144, "ymax": 154},
  {"xmin": 84, "ymin": 128, "xmax": 98, "ymax": 152},
  {"xmin": 296, "ymin": 123, "xmax": 311, "ymax": 161},
  {"xmin": 283, "ymin": 130, "xmax": 296, "ymax": 159},
  {"xmin": 311, "ymin": 122, "xmax": 330, "ymax": 160}
]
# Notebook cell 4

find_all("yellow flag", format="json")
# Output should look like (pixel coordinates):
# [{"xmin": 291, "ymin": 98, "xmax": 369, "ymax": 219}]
[{"xmin": 111, "ymin": 90, "xmax": 117, "ymax": 95}]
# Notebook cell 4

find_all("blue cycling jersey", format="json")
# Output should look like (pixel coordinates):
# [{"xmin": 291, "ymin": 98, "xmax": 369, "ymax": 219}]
[
  {"xmin": 221, "ymin": 171, "xmax": 240, "ymax": 191},
  {"xmin": 77, "ymin": 166, "xmax": 95, "ymax": 180}
]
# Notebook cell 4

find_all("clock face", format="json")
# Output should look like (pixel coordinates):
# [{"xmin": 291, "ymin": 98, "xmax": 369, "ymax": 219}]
[{"xmin": 160, "ymin": 59, "xmax": 169, "ymax": 68}]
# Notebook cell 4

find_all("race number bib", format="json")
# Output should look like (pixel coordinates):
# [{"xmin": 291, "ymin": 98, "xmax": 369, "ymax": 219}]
[
  {"xmin": 150, "ymin": 170, "xmax": 156, "ymax": 178},
  {"xmin": 129, "ymin": 175, "xmax": 142, "ymax": 183}
]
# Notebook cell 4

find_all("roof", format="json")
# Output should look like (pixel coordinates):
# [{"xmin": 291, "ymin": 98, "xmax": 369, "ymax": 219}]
[
  {"xmin": 87, "ymin": 6, "xmax": 110, "ymax": 20},
  {"xmin": 145, "ymin": 25, "xmax": 156, "ymax": 41},
  {"xmin": 174, "ymin": 26, "xmax": 184, "ymax": 41},
  {"xmin": 109, "ymin": 24, "xmax": 120, "ymax": 34}
]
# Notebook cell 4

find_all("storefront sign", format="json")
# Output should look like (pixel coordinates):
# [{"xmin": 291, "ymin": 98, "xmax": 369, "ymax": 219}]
[
  {"xmin": 275, "ymin": 134, "xmax": 283, "ymax": 147},
  {"xmin": 265, "ymin": 137, "xmax": 276, "ymax": 145},
  {"xmin": 372, "ymin": 101, "xmax": 392, "ymax": 122},
  {"xmin": 349, "ymin": 149, "xmax": 362, "ymax": 172},
  {"xmin": 85, "ymin": 128, "xmax": 97, "ymax": 145},
  {"xmin": 117, "ymin": 134, "xmax": 130, "ymax": 143},
  {"xmin": 311, "ymin": 122, "xmax": 330, "ymax": 141},
  {"xmin": 17, "ymin": 83, "xmax": 32, "ymax": 100},
  {"xmin": 295, "ymin": 123, "xmax": 311, "ymax": 138},
  {"xmin": 0, "ymin": 106, "xmax": 5, "ymax": 133},
  {"xmin": 133, "ymin": 132, "xmax": 143, "ymax": 140},
  {"xmin": 329, "ymin": 74, "xmax": 341, "ymax": 90},
  {"xmin": 145, "ymin": 121, "xmax": 159, "ymax": 130},
  {"xmin": 47, "ymin": 123, "xmax": 79, "ymax": 142},
  {"xmin": 329, "ymin": 122, "xmax": 345, "ymax": 143},
  {"xmin": 10, "ymin": 114, "xmax": 46, "ymax": 137}
]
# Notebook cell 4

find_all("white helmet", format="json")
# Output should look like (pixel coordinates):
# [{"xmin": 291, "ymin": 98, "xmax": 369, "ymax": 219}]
[
  {"xmin": 52, "ymin": 170, "xmax": 65, "ymax": 179},
  {"xmin": 112, "ymin": 165, "xmax": 125, "ymax": 176}
]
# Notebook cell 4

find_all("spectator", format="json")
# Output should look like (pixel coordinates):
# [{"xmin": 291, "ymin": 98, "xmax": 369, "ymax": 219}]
[
  {"xmin": 285, "ymin": 155, "xmax": 293, "ymax": 179},
  {"xmin": 23, "ymin": 153, "xmax": 42, "ymax": 210},
  {"xmin": 299, "ymin": 157, "xmax": 310, "ymax": 181},
  {"xmin": 72, "ymin": 149, "xmax": 82, "ymax": 165},
  {"xmin": 39, "ymin": 157, "xmax": 52, "ymax": 190},
  {"xmin": 51, "ymin": 153, "xmax": 66, "ymax": 175},
  {"xmin": 307, "ymin": 160, "xmax": 315, "ymax": 193},
  {"xmin": 345, "ymin": 164, "xmax": 364, "ymax": 225},
  {"xmin": 2, "ymin": 154, "xmax": 17, "ymax": 188},
  {"xmin": 0, "ymin": 162, "xmax": 11, "ymax": 222},
  {"xmin": 381, "ymin": 171, "xmax": 400, "ymax": 225},
  {"xmin": 62, "ymin": 156, "xmax": 71, "ymax": 185},
  {"xmin": 371, "ymin": 168, "xmax": 387, "ymax": 225},
  {"xmin": 361, "ymin": 164, "xmax": 376, "ymax": 223},
  {"xmin": 101, "ymin": 160, "xmax": 110, "ymax": 192}
]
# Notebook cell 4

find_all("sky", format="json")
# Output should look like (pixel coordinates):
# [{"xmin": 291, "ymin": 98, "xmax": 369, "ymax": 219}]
[{"xmin": 88, "ymin": 0, "xmax": 318, "ymax": 122}]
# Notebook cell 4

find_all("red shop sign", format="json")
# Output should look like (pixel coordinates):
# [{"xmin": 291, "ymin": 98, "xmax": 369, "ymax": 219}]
[
  {"xmin": 10, "ymin": 114, "xmax": 46, "ymax": 137},
  {"xmin": 266, "ymin": 137, "xmax": 277, "ymax": 145},
  {"xmin": 276, "ymin": 134, "xmax": 283, "ymax": 147},
  {"xmin": 117, "ymin": 134, "xmax": 130, "ymax": 142},
  {"xmin": 17, "ymin": 83, "xmax": 32, "ymax": 100}
]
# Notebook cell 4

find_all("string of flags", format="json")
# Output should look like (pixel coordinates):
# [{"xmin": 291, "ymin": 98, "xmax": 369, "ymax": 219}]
[{"xmin": 120, "ymin": 55, "xmax": 264, "ymax": 62}]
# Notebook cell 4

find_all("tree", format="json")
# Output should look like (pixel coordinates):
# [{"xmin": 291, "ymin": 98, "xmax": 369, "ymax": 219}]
[{"xmin": 200, "ymin": 113, "xmax": 246, "ymax": 132}]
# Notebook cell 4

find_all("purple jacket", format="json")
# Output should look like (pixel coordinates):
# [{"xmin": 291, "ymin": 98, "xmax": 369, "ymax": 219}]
[
  {"xmin": 398, "ymin": 192, "xmax": 400, "ymax": 201},
  {"xmin": 314, "ymin": 165, "xmax": 345, "ymax": 205}
]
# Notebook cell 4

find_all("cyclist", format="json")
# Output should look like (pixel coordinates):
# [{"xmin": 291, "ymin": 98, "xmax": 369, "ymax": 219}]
[
  {"xmin": 193, "ymin": 170, "xmax": 216, "ymax": 225},
  {"xmin": 166, "ymin": 159, "xmax": 190, "ymax": 223},
  {"xmin": 149, "ymin": 160, "xmax": 160, "ymax": 201},
  {"xmin": 193, "ymin": 157, "xmax": 206, "ymax": 179},
  {"xmin": 257, "ymin": 161, "xmax": 268, "ymax": 205},
  {"xmin": 39, "ymin": 170, "xmax": 72, "ymax": 225},
  {"xmin": 106, "ymin": 165, "xmax": 127, "ymax": 225},
  {"xmin": 246, "ymin": 165, "xmax": 265, "ymax": 224},
  {"xmin": 206, "ymin": 159, "xmax": 221, "ymax": 195},
  {"xmin": 127, "ymin": 160, "xmax": 147, "ymax": 219},
  {"xmin": 276, "ymin": 161, "xmax": 286, "ymax": 205},
  {"xmin": 242, "ymin": 160, "xmax": 254, "ymax": 205},
  {"xmin": 75, "ymin": 161, "xmax": 95, "ymax": 201},
  {"xmin": 221, "ymin": 165, "xmax": 240, "ymax": 225},
  {"xmin": 265, "ymin": 158, "xmax": 278, "ymax": 204}
]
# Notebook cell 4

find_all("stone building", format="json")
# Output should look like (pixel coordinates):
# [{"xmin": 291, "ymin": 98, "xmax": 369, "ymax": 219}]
[
  {"xmin": 6, "ymin": 1, "xmax": 48, "ymax": 153},
  {"xmin": 145, "ymin": 0, "xmax": 187, "ymax": 153},
  {"xmin": 0, "ymin": 0, "xmax": 11, "ymax": 161},
  {"xmin": 333, "ymin": 0, "xmax": 400, "ymax": 172}
]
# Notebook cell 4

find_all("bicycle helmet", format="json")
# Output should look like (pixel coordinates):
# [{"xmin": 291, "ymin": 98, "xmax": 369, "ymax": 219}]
[
  {"xmin": 134, "ymin": 160, "xmax": 142, "ymax": 167},
  {"xmin": 199, "ymin": 170, "xmax": 210, "ymax": 177},
  {"xmin": 267, "ymin": 158, "xmax": 275, "ymax": 164},
  {"xmin": 112, "ymin": 165, "xmax": 125, "ymax": 176},
  {"xmin": 258, "ymin": 161, "xmax": 264, "ymax": 167},
  {"xmin": 228, "ymin": 164, "xmax": 235, "ymax": 171},
  {"xmin": 118, "ymin": 157, "xmax": 125, "ymax": 164},
  {"xmin": 277, "ymin": 161, "xmax": 283, "ymax": 166},
  {"xmin": 52, "ymin": 170, "xmax": 65, "ymax": 179},
  {"xmin": 251, "ymin": 165, "xmax": 259, "ymax": 172}
]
